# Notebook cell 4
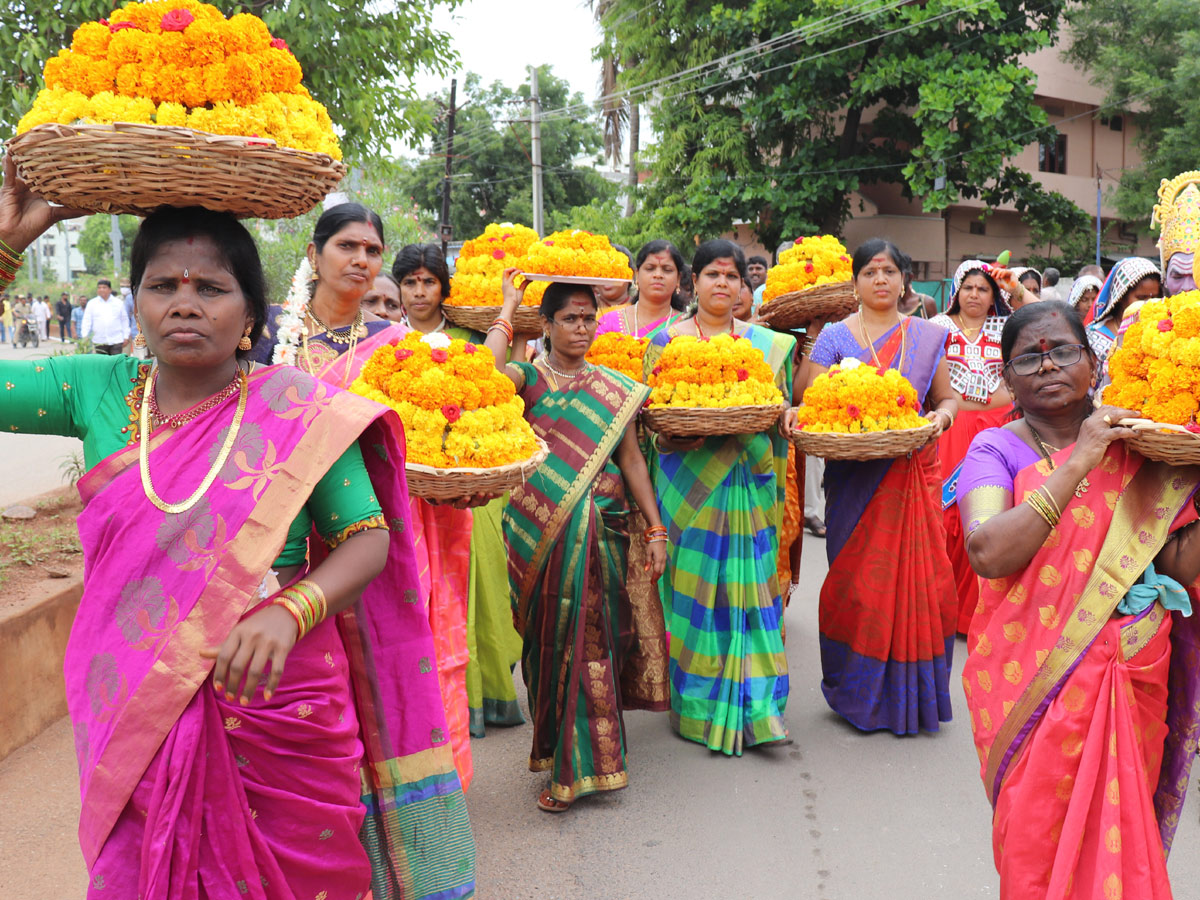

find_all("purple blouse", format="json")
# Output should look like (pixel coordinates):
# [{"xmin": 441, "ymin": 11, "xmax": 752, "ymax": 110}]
[{"xmin": 956, "ymin": 427, "xmax": 1040, "ymax": 537}]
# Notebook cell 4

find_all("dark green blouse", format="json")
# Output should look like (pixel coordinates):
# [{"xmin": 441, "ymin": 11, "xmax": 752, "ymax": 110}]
[{"xmin": 0, "ymin": 354, "xmax": 384, "ymax": 567}]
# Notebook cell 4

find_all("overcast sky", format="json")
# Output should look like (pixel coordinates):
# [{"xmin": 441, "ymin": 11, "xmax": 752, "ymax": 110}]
[{"xmin": 415, "ymin": 0, "xmax": 602, "ymax": 116}]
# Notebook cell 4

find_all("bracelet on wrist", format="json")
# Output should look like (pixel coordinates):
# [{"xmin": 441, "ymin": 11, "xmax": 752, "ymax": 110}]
[{"xmin": 270, "ymin": 578, "xmax": 328, "ymax": 640}]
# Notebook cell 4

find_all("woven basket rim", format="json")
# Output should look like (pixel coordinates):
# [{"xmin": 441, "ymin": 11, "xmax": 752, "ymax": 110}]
[
  {"xmin": 793, "ymin": 421, "xmax": 937, "ymax": 438},
  {"xmin": 405, "ymin": 436, "xmax": 549, "ymax": 476}
]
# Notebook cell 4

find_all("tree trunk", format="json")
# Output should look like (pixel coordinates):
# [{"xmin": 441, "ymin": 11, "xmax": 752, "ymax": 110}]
[{"xmin": 625, "ymin": 101, "xmax": 640, "ymax": 219}]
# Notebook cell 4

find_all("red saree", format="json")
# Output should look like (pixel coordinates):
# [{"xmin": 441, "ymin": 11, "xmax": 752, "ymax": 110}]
[{"xmin": 964, "ymin": 442, "xmax": 1200, "ymax": 900}]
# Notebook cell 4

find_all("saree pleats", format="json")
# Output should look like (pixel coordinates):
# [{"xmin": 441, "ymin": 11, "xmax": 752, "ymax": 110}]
[
  {"xmin": 409, "ymin": 499, "xmax": 474, "ymax": 790},
  {"xmin": 657, "ymin": 432, "xmax": 789, "ymax": 755},
  {"xmin": 619, "ymin": 504, "xmax": 671, "ymax": 712},
  {"xmin": 820, "ymin": 444, "xmax": 956, "ymax": 734},
  {"xmin": 465, "ymin": 495, "xmax": 524, "ymax": 736},
  {"xmin": 992, "ymin": 614, "xmax": 1173, "ymax": 900}
]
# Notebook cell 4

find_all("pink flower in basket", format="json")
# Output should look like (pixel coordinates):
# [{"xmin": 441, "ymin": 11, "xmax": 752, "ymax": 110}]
[
  {"xmin": 160, "ymin": 8, "xmax": 194, "ymax": 31},
  {"xmin": 270, "ymin": 37, "xmax": 290, "ymax": 52},
  {"xmin": 442, "ymin": 404, "xmax": 462, "ymax": 424},
  {"xmin": 109, "ymin": 21, "xmax": 136, "ymax": 32},
  {"xmin": 430, "ymin": 348, "xmax": 449, "ymax": 363}
]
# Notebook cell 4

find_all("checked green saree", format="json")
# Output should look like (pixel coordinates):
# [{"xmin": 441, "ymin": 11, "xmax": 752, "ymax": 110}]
[
  {"xmin": 502, "ymin": 361, "xmax": 650, "ymax": 803},
  {"xmin": 646, "ymin": 324, "xmax": 795, "ymax": 756}
]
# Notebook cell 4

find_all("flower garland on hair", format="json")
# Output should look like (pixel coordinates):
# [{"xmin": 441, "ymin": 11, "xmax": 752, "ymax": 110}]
[{"xmin": 272, "ymin": 257, "xmax": 312, "ymax": 367}]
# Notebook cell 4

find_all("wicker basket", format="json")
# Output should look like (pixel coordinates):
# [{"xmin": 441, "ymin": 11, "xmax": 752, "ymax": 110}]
[
  {"xmin": 1118, "ymin": 418, "xmax": 1200, "ymax": 466},
  {"xmin": 791, "ymin": 421, "xmax": 937, "ymax": 460},
  {"xmin": 759, "ymin": 281, "xmax": 856, "ymax": 331},
  {"xmin": 642, "ymin": 404, "xmax": 785, "ymax": 437},
  {"xmin": 6, "ymin": 122, "xmax": 345, "ymax": 219},
  {"xmin": 443, "ymin": 304, "xmax": 543, "ymax": 335},
  {"xmin": 406, "ymin": 438, "xmax": 549, "ymax": 502}
]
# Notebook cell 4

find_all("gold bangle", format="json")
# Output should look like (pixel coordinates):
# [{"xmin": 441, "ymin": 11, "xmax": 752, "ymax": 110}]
[
  {"xmin": 1035, "ymin": 485, "xmax": 1062, "ymax": 521},
  {"xmin": 271, "ymin": 579, "xmax": 328, "ymax": 640},
  {"xmin": 1024, "ymin": 489, "xmax": 1059, "ymax": 528}
]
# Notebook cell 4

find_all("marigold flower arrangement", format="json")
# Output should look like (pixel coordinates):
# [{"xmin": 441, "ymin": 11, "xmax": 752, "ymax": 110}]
[
  {"xmin": 16, "ymin": 0, "xmax": 340, "ymax": 159},
  {"xmin": 350, "ymin": 332, "xmax": 540, "ymax": 468},
  {"xmin": 586, "ymin": 332, "xmax": 648, "ymax": 382},
  {"xmin": 794, "ymin": 359, "xmax": 928, "ymax": 433},
  {"xmin": 517, "ymin": 230, "xmax": 634, "ymax": 280},
  {"xmin": 1106, "ymin": 290, "xmax": 1200, "ymax": 426},
  {"xmin": 647, "ymin": 334, "xmax": 783, "ymax": 408},
  {"xmin": 448, "ymin": 223, "xmax": 541, "ymax": 307},
  {"xmin": 762, "ymin": 235, "xmax": 853, "ymax": 304}
]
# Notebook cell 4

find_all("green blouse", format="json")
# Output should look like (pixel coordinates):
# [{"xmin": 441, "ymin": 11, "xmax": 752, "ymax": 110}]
[{"xmin": 0, "ymin": 354, "xmax": 385, "ymax": 567}]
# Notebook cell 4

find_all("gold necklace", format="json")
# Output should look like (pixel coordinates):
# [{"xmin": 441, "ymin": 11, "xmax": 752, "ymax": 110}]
[
  {"xmin": 695, "ymin": 316, "xmax": 734, "ymax": 339},
  {"xmin": 148, "ymin": 368, "xmax": 241, "ymax": 429},
  {"xmin": 140, "ymin": 368, "xmax": 248, "ymax": 514},
  {"xmin": 858, "ymin": 312, "xmax": 904, "ymax": 371},
  {"xmin": 953, "ymin": 314, "xmax": 983, "ymax": 339},
  {"xmin": 1028, "ymin": 423, "xmax": 1089, "ymax": 497},
  {"xmin": 307, "ymin": 304, "xmax": 364, "ymax": 345}
]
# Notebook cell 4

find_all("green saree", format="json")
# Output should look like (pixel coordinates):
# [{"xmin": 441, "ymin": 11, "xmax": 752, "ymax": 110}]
[{"xmin": 503, "ymin": 361, "xmax": 649, "ymax": 802}]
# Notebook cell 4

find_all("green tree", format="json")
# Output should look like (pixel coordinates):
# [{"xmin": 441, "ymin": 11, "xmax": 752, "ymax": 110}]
[
  {"xmin": 1065, "ymin": 0, "xmax": 1200, "ymax": 228},
  {"xmin": 601, "ymin": 0, "xmax": 1086, "ymax": 250},
  {"xmin": 1, "ymin": 1, "xmax": 460, "ymax": 159},
  {"xmin": 397, "ymin": 68, "xmax": 616, "ymax": 241},
  {"xmin": 77, "ymin": 213, "xmax": 138, "ymax": 275}
]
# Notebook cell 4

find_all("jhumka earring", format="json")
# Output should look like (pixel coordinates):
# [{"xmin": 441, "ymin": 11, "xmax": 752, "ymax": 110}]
[
  {"xmin": 134, "ymin": 320, "xmax": 147, "ymax": 348},
  {"xmin": 238, "ymin": 326, "xmax": 253, "ymax": 352}
]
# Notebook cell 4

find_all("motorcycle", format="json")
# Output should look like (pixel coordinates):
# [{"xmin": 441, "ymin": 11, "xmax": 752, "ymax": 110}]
[{"xmin": 13, "ymin": 312, "xmax": 38, "ymax": 348}]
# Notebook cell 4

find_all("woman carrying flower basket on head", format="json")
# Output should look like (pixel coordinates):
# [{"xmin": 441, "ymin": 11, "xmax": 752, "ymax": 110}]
[
  {"xmin": 595, "ymin": 239, "xmax": 688, "ymax": 339},
  {"xmin": 0, "ymin": 160, "xmax": 474, "ymax": 900},
  {"xmin": 785, "ymin": 238, "xmax": 958, "ymax": 735},
  {"xmin": 393, "ymin": 242, "xmax": 525, "ymax": 738},
  {"xmin": 485, "ymin": 269, "xmax": 668, "ymax": 813},
  {"xmin": 647, "ymin": 239, "xmax": 795, "ymax": 756},
  {"xmin": 931, "ymin": 260, "xmax": 1016, "ymax": 635},
  {"xmin": 959, "ymin": 301, "xmax": 1200, "ymax": 900},
  {"xmin": 1086, "ymin": 257, "xmax": 1162, "ymax": 365}
]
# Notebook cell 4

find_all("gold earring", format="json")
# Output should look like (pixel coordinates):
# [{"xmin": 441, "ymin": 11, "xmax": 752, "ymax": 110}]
[
  {"xmin": 238, "ymin": 326, "xmax": 253, "ymax": 352},
  {"xmin": 134, "ymin": 329, "xmax": 146, "ymax": 348}
]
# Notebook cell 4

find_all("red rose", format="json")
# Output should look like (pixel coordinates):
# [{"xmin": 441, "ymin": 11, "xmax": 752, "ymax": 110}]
[
  {"xmin": 737, "ymin": 368, "xmax": 749, "ymax": 382},
  {"xmin": 544, "ymin": 240, "xmax": 555, "ymax": 246},
  {"xmin": 270, "ymin": 37, "xmax": 290, "ymax": 52},
  {"xmin": 487, "ymin": 237, "xmax": 498, "ymax": 242},
  {"xmin": 388, "ymin": 337, "xmax": 401, "ymax": 346},
  {"xmin": 492, "ymin": 249, "xmax": 505, "ymax": 260},
  {"xmin": 394, "ymin": 348, "xmax": 413, "ymax": 361},
  {"xmin": 805, "ymin": 262, "xmax": 814, "ymax": 273},
  {"xmin": 795, "ymin": 237, "xmax": 804, "ymax": 244},
  {"xmin": 99, "ymin": 17, "xmax": 109, "ymax": 25},
  {"xmin": 897, "ymin": 394, "xmax": 906, "ymax": 407},
  {"xmin": 651, "ymin": 365, "xmax": 662, "ymax": 376},
  {"xmin": 847, "ymin": 403, "xmax": 861, "ymax": 419},
  {"xmin": 463, "ymin": 343, "xmax": 477, "ymax": 354},
  {"xmin": 430, "ymin": 348, "xmax": 449, "ymax": 363},
  {"xmin": 1158, "ymin": 318, "xmax": 1174, "ymax": 332},
  {"xmin": 109, "ymin": 21, "xmax": 136, "ymax": 32},
  {"xmin": 160, "ymin": 8, "xmax": 194, "ymax": 31},
  {"xmin": 442, "ymin": 404, "xmax": 462, "ymax": 423}
]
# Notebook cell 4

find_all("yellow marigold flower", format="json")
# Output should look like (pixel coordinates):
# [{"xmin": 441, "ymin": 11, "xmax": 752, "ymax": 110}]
[
  {"xmin": 797, "ymin": 360, "xmax": 926, "ymax": 432},
  {"xmin": 586, "ymin": 332, "xmax": 648, "ymax": 382},
  {"xmin": 70, "ymin": 22, "xmax": 112, "ymax": 60},
  {"xmin": 516, "ymin": 230, "xmax": 634, "ymax": 281},
  {"xmin": 647, "ymin": 334, "xmax": 782, "ymax": 408},
  {"xmin": 762, "ymin": 235, "xmax": 853, "ymax": 304}
]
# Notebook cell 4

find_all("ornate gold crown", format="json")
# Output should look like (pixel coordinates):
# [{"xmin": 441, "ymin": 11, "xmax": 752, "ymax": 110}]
[{"xmin": 1152, "ymin": 171, "xmax": 1200, "ymax": 266}]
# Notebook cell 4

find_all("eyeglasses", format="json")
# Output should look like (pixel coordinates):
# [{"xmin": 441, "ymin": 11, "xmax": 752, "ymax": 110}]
[{"xmin": 1004, "ymin": 343, "xmax": 1086, "ymax": 376}]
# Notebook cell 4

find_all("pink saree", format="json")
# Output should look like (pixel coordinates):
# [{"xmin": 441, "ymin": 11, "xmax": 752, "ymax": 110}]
[
  {"xmin": 70, "ymin": 364, "xmax": 474, "ymax": 900},
  {"xmin": 963, "ymin": 441, "xmax": 1200, "ymax": 900},
  {"xmin": 320, "ymin": 328, "xmax": 475, "ymax": 790}
]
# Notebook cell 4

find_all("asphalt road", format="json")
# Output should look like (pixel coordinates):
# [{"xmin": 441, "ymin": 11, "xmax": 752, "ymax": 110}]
[
  {"xmin": 3, "ymin": 530, "xmax": 1200, "ymax": 898},
  {"xmin": 0, "ymin": 338, "xmax": 85, "ymax": 507}
]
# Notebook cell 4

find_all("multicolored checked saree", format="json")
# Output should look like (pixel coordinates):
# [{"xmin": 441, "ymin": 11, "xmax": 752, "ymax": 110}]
[
  {"xmin": 810, "ymin": 317, "xmax": 956, "ymax": 735},
  {"xmin": 0, "ymin": 352, "xmax": 474, "ymax": 899},
  {"xmin": 647, "ymin": 323, "xmax": 795, "ymax": 756},
  {"xmin": 959, "ymin": 432, "xmax": 1200, "ymax": 900},
  {"xmin": 503, "ymin": 361, "xmax": 650, "ymax": 803}
]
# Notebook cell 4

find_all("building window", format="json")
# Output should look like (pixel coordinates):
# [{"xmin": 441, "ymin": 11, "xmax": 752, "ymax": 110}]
[
  {"xmin": 1102, "ymin": 115, "xmax": 1124, "ymax": 132},
  {"xmin": 1039, "ymin": 133, "xmax": 1067, "ymax": 174},
  {"xmin": 969, "ymin": 220, "xmax": 986, "ymax": 236}
]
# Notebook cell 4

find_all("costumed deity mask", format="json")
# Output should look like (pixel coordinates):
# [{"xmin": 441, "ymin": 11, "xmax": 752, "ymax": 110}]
[{"xmin": 1152, "ymin": 171, "xmax": 1200, "ymax": 294}]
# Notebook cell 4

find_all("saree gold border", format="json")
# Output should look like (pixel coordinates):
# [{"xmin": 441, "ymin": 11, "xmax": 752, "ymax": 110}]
[
  {"xmin": 77, "ymin": 421, "xmax": 174, "ymax": 506},
  {"xmin": 514, "ymin": 376, "xmax": 649, "ymax": 607},
  {"xmin": 80, "ymin": 384, "xmax": 387, "ymax": 865},
  {"xmin": 1121, "ymin": 601, "xmax": 1165, "ymax": 662},
  {"xmin": 983, "ymin": 460, "xmax": 1197, "ymax": 806}
]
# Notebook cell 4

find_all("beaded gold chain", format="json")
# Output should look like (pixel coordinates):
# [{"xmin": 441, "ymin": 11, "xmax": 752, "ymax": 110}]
[
  {"xmin": 139, "ymin": 368, "xmax": 248, "ymax": 514},
  {"xmin": 148, "ymin": 368, "xmax": 241, "ymax": 429},
  {"xmin": 1028, "ymin": 423, "xmax": 1090, "ymax": 497}
]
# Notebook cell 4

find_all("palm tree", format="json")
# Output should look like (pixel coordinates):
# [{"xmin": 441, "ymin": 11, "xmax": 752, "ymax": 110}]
[{"xmin": 592, "ymin": 0, "xmax": 639, "ymax": 218}]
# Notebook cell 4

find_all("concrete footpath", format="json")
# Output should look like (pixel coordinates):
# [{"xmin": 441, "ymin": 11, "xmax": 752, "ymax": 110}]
[{"xmin": 3, "ymin": 531, "xmax": 1199, "ymax": 896}]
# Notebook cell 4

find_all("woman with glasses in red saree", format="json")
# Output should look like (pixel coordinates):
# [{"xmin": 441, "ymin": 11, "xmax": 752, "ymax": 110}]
[
  {"xmin": 960, "ymin": 300, "xmax": 1200, "ymax": 900},
  {"xmin": 0, "ymin": 159, "xmax": 473, "ymax": 900}
]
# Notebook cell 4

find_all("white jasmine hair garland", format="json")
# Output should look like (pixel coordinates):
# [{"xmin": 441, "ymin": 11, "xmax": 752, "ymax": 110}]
[{"xmin": 272, "ymin": 257, "xmax": 314, "ymax": 367}]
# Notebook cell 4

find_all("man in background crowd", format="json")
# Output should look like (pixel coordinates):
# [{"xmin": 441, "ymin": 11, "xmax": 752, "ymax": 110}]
[
  {"xmin": 81, "ymin": 278, "xmax": 129, "ymax": 354},
  {"xmin": 54, "ymin": 292, "xmax": 71, "ymax": 342}
]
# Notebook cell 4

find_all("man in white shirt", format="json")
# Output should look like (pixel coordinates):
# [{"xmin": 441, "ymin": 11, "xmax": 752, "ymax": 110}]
[
  {"xmin": 81, "ymin": 279, "xmax": 130, "ymax": 355},
  {"xmin": 33, "ymin": 295, "xmax": 50, "ymax": 340}
]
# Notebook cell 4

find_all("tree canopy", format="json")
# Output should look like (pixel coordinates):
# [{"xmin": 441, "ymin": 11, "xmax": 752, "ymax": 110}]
[
  {"xmin": 1065, "ymin": 0, "xmax": 1200, "ymax": 228},
  {"xmin": 1, "ymin": 1, "xmax": 460, "ymax": 159},
  {"xmin": 396, "ymin": 68, "xmax": 616, "ymax": 242},
  {"xmin": 599, "ymin": 0, "xmax": 1087, "ymax": 250}
]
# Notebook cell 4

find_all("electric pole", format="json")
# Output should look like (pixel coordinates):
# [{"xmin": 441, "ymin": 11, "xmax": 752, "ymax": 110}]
[
  {"xmin": 530, "ymin": 66, "xmax": 544, "ymax": 235},
  {"xmin": 439, "ymin": 78, "xmax": 457, "ymax": 258},
  {"xmin": 110, "ymin": 214, "xmax": 122, "ymax": 280}
]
